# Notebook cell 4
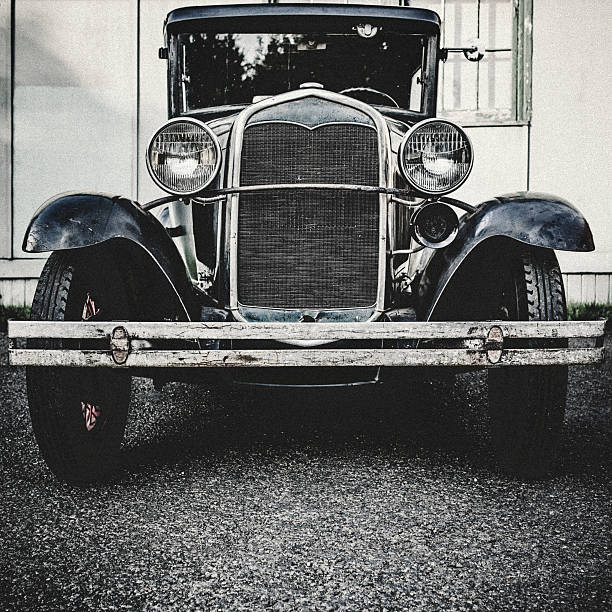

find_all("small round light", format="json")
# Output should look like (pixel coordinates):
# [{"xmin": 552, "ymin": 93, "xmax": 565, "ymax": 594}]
[
  {"xmin": 146, "ymin": 118, "xmax": 221, "ymax": 196},
  {"xmin": 398, "ymin": 119, "xmax": 473, "ymax": 195},
  {"xmin": 411, "ymin": 201, "xmax": 459, "ymax": 249}
]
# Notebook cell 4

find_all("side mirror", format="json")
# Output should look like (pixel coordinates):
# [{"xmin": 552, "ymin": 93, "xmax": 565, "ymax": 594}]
[
  {"xmin": 463, "ymin": 38, "xmax": 485, "ymax": 62},
  {"xmin": 440, "ymin": 38, "xmax": 486, "ymax": 63}
]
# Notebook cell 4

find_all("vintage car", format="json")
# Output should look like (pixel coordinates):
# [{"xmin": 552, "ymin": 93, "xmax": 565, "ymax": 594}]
[{"xmin": 8, "ymin": 3, "xmax": 605, "ymax": 483}]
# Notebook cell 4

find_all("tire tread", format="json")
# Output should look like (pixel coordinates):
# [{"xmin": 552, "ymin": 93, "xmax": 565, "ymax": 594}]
[
  {"xmin": 488, "ymin": 246, "xmax": 568, "ymax": 478},
  {"xmin": 27, "ymin": 250, "xmax": 130, "ymax": 484}
]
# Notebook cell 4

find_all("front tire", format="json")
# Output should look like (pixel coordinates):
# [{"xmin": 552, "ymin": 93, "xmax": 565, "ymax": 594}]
[
  {"xmin": 27, "ymin": 249, "xmax": 131, "ymax": 484},
  {"xmin": 487, "ymin": 246, "xmax": 568, "ymax": 478}
]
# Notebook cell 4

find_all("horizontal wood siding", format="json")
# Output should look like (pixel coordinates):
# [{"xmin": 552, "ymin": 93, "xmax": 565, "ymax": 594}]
[
  {"xmin": 2, "ymin": 275, "xmax": 610, "ymax": 307},
  {"xmin": 563, "ymin": 274, "xmax": 612, "ymax": 305},
  {"xmin": 0, "ymin": 279, "xmax": 37, "ymax": 307}
]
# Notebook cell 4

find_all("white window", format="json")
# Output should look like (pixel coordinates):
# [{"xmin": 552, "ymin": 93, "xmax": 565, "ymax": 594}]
[{"xmin": 411, "ymin": 0, "xmax": 532, "ymax": 125}]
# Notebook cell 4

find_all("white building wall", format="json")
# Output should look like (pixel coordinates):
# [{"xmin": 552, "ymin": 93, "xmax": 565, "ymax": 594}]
[
  {"xmin": 0, "ymin": 0, "xmax": 611, "ymax": 306},
  {"xmin": 530, "ymin": 0, "xmax": 612, "ymax": 278},
  {"xmin": 12, "ymin": 0, "xmax": 138, "ymax": 259}
]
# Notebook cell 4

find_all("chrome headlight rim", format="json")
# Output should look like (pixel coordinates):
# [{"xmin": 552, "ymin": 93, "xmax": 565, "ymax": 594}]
[
  {"xmin": 146, "ymin": 116, "xmax": 222, "ymax": 196},
  {"xmin": 398, "ymin": 118, "xmax": 474, "ymax": 196}
]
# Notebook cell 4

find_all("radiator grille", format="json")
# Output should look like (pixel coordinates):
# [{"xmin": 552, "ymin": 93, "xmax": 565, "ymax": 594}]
[{"xmin": 238, "ymin": 122, "xmax": 380, "ymax": 310}]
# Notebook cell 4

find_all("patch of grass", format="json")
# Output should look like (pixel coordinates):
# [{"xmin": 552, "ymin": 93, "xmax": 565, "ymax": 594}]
[
  {"xmin": 568, "ymin": 301, "xmax": 612, "ymax": 331},
  {"xmin": 2, "ymin": 303, "xmax": 610, "ymax": 332},
  {"xmin": 0, "ymin": 305, "xmax": 31, "ymax": 333}
]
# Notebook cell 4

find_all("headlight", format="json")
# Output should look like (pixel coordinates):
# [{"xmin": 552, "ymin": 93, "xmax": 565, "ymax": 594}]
[
  {"xmin": 398, "ymin": 119, "xmax": 473, "ymax": 195},
  {"xmin": 146, "ymin": 118, "xmax": 221, "ymax": 195}
]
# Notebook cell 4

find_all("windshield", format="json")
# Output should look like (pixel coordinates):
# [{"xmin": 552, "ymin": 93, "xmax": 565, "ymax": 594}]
[{"xmin": 174, "ymin": 31, "xmax": 427, "ymax": 113}]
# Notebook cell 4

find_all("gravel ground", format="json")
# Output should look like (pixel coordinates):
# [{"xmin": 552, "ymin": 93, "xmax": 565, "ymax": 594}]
[{"xmin": 0, "ymin": 333, "xmax": 610, "ymax": 611}]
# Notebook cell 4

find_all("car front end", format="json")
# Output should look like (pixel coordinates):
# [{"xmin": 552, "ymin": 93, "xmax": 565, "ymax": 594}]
[{"xmin": 9, "ymin": 3, "xmax": 605, "ymax": 481}]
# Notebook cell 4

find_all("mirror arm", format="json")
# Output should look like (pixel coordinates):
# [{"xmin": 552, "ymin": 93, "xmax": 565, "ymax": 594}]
[
  {"xmin": 440, "ymin": 39, "xmax": 486, "ymax": 62},
  {"xmin": 440, "ymin": 46, "xmax": 481, "ymax": 61}
]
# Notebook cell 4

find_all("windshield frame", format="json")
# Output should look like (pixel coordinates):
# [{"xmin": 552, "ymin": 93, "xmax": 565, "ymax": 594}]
[
  {"xmin": 164, "ymin": 8, "xmax": 440, "ymax": 122},
  {"xmin": 172, "ymin": 30, "xmax": 431, "ymax": 115}
]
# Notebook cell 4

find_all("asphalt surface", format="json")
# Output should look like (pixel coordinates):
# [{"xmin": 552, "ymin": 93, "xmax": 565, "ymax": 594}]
[{"xmin": 0, "ymin": 333, "xmax": 610, "ymax": 611}]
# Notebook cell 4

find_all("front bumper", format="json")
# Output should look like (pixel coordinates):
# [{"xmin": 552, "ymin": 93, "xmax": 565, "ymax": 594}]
[{"xmin": 8, "ymin": 320, "xmax": 605, "ymax": 368}]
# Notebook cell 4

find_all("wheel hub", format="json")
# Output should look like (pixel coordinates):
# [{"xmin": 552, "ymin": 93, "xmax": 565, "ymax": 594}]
[
  {"xmin": 82, "ymin": 292, "xmax": 100, "ymax": 320},
  {"xmin": 81, "ymin": 402, "xmax": 101, "ymax": 431}
]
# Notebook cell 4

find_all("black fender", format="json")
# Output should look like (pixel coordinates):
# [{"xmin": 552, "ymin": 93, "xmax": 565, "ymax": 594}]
[
  {"xmin": 416, "ymin": 192, "xmax": 595, "ymax": 320},
  {"xmin": 23, "ymin": 192, "xmax": 198, "ymax": 320}
]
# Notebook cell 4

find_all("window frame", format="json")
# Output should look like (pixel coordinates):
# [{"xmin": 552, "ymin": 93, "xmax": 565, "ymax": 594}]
[
  {"xmin": 0, "ymin": 0, "xmax": 11, "ymax": 258},
  {"xmin": 174, "ymin": 30, "xmax": 431, "ymax": 114},
  {"xmin": 431, "ymin": 0, "xmax": 533, "ymax": 127},
  {"xmin": 166, "ymin": 16, "xmax": 443, "ymax": 123}
]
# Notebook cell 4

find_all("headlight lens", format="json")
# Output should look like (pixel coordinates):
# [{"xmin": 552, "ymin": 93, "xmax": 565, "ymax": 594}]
[
  {"xmin": 146, "ymin": 118, "xmax": 221, "ymax": 195},
  {"xmin": 398, "ymin": 119, "xmax": 473, "ymax": 195}
]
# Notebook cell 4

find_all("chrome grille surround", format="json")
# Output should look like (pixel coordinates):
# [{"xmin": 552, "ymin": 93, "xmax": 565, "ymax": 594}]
[
  {"xmin": 238, "ymin": 122, "xmax": 379, "ymax": 310},
  {"xmin": 227, "ymin": 89, "xmax": 391, "ymax": 324}
]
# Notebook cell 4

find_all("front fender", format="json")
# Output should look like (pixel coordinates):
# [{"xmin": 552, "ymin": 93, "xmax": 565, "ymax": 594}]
[
  {"xmin": 23, "ymin": 192, "xmax": 197, "ymax": 320},
  {"xmin": 417, "ymin": 192, "xmax": 594, "ymax": 320}
]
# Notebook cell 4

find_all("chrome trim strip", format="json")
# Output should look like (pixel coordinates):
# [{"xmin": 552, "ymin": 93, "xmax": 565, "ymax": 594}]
[
  {"xmin": 198, "ymin": 183, "xmax": 417, "ymax": 197},
  {"xmin": 232, "ymin": 377, "xmax": 380, "ymax": 389},
  {"xmin": 235, "ymin": 305, "xmax": 378, "ymax": 346},
  {"xmin": 245, "ymin": 119, "xmax": 375, "ymax": 131},
  {"xmin": 141, "ymin": 185, "xmax": 450, "ymax": 210},
  {"xmin": 439, "ymin": 195, "xmax": 477, "ymax": 213},
  {"xmin": 227, "ymin": 88, "xmax": 391, "ymax": 323}
]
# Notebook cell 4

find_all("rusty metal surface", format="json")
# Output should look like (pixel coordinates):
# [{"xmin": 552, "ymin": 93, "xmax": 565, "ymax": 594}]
[
  {"xmin": 9, "ymin": 347, "xmax": 604, "ymax": 369},
  {"xmin": 9, "ymin": 320, "xmax": 604, "ymax": 369},
  {"xmin": 485, "ymin": 326, "xmax": 504, "ymax": 364},
  {"xmin": 7, "ymin": 320, "xmax": 605, "ymax": 341},
  {"xmin": 110, "ymin": 326, "xmax": 130, "ymax": 365}
]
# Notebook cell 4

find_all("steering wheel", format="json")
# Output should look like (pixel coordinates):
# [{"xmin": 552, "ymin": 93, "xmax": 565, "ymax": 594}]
[{"xmin": 339, "ymin": 87, "xmax": 399, "ymax": 108}]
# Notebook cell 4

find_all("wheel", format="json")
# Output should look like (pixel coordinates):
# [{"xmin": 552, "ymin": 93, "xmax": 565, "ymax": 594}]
[
  {"xmin": 486, "ymin": 246, "xmax": 568, "ymax": 478},
  {"xmin": 26, "ymin": 249, "xmax": 131, "ymax": 484}
]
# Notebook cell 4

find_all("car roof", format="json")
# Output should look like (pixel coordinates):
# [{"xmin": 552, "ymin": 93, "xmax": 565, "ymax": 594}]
[{"xmin": 165, "ymin": 3, "xmax": 441, "ymax": 35}]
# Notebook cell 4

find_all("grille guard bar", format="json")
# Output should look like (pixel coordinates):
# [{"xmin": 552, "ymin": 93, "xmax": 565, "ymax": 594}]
[
  {"xmin": 142, "ymin": 186, "xmax": 477, "ymax": 213},
  {"xmin": 8, "ymin": 320, "xmax": 605, "ymax": 368}
]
